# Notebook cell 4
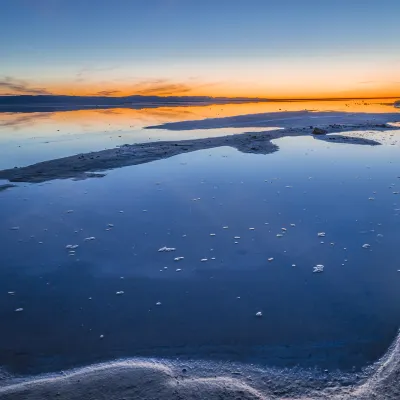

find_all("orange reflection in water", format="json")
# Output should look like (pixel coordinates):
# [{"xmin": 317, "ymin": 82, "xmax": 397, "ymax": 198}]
[{"xmin": 0, "ymin": 99, "xmax": 398, "ymax": 132}]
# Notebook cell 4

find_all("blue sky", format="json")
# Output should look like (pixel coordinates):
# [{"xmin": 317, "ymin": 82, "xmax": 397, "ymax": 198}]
[{"xmin": 1, "ymin": 0, "xmax": 399, "ymax": 97}]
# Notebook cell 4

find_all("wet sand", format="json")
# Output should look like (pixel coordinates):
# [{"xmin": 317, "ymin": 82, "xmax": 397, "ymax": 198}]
[
  {"xmin": 1, "ymin": 331, "xmax": 400, "ymax": 399},
  {"xmin": 0, "ymin": 111, "xmax": 398, "ymax": 184}
]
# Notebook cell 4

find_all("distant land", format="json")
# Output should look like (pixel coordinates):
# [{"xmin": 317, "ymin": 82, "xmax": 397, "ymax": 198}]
[
  {"xmin": 0, "ymin": 94, "xmax": 270, "ymax": 113},
  {"xmin": 0, "ymin": 95, "xmax": 399, "ymax": 113}
]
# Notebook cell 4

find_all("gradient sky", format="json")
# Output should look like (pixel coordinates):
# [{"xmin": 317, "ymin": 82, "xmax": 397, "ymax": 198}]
[{"xmin": 1, "ymin": 0, "xmax": 400, "ymax": 98}]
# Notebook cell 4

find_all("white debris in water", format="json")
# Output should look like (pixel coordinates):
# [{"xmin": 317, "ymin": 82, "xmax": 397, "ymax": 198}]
[
  {"xmin": 66, "ymin": 244, "xmax": 79, "ymax": 249},
  {"xmin": 201, "ymin": 258, "xmax": 208, "ymax": 262},
  {"xmin": 84, "ymin": 237, "xmax": 96, "ymax": 241},
  {"xmin": 107, "ymin": 223, "xmax": 114, "ymax": 227},
  {"xmin": 362, "ymin": 244, "xmax": 371, "ymax": 249},
  {"xmin": 210, "ymin": 233, "xmax": 216, "ymax": 236},
  {"xmin": 15, "ymin": 308, "xmax": 23, "ymax": 312},
  {"xmin": 99, "ymin": 335, "xmax": 104, "ymax": 339},
  {"xmin": 66, "ymin": 210, "xmax": 74, "ymax": 213},
  {"xmin": 211, "ymin": 257, "xmax": 216, "ymax": 260},
  {"xmin": 234, "ymin": 236, "xmax": 241, "ymax": 239},
  {"xmin": 368, "ymin": 197, "xmax": 375, "ymax": 201},
  {"xmin": 276, "ymin": 234, "xmax": 283, "ymax": 238},
  {"xmin": 8, "ymin": 291, "xmax": 15, "ymax": 295},
  {"xmin": 158, "ymin": 246, "xmax": 176, "ymax": 252},
  {"xmin": 116, "ymin": 291, "xmax": 124, "ymax": 295},
  {"xmin": 249, "ymin": 228, "xmax": 255, "ymax": 230},
  {"xmin": 268, "ymin": 258, "xmax": 274, "ymax": 262},
  {"xmin": 174, "ymin": 256, "xmax": 184, "ymax": 261},
  {"xmin": 290, "ymin": 224, "xmax": 296, "ymax": 227},
  {"xmin": 176, "ymin": 268, "xmax": 182, "ymax": 272},
  {"xmin": 223, "ymin": 226, "xmax": 229, "ymax": 229},
  {"xmin": 156, "ymin": 302, "xmax": 162, "ymax": 306},
  {"xmin": 10, "ymin": 227, "xmax": 20, "ymax": 230},
  {"xmin": 317, "ymin": 232, "xmax": 326, "ymax": 237},
  {"xmin": 255, "ymin": 311, "xmax": 263, "ymax": 317},
  {"xmin": 281, "ymin": 228, "xmax": 287, "ymax": 231},
  {"xmin": 292, "ymin": 264, "xmax": 296, "ymax": 267},
  {"xmin": 313, "ymin": 265, "xmax": 324, "ymax": 273}
]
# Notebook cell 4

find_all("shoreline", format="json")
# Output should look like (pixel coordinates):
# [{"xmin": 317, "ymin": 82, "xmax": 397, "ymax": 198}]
[{"xmin": 0, "ymin": 331, "xmax": 400, "ymax": 399}]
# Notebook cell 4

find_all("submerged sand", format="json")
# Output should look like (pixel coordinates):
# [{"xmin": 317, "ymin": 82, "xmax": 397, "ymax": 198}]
[{"xmin": 0, "ymin": 111, "xmax": 398, "ymax": 184}]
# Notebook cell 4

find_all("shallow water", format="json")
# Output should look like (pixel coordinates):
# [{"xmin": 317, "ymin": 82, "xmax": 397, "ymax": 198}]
[
  {"xmin": 0, "ymin": 98, "xmax": 397, "ymax": 169},
  {"xmin": 1, "ymin": 122, "xmax": 400, "ymax": 378}
]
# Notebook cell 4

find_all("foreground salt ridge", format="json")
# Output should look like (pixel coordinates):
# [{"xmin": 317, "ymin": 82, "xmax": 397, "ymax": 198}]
[
  {"xmin": 0, "ymin": 111, "xmax": 398, "ymax": 184},
  {"xmin": 1, "ymin": 331, "xmax": 400, "ymax": 399}
]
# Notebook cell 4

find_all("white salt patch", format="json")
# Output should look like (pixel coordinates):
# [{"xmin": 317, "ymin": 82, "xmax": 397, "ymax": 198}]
[
  {"xmin": 15, "ymin": 308, "xmax": 23, "ymax": 312},
  {"xmin": 234, "ymin": 236, "xmax": 241, "ymax": 239},
  {"xmin": 66, "ymin": 245, "xmax": 79, "ymax": 249},
  {"xmin": 318, "ymin": 232, "xmax": 326, "ymax": 237},
  {"xmin": 176, "ymin": 268, "xmax": 182, "ymax": 272},
  {"xmin": 290, "ymin": 224, "xmax": 296, "ymax": 227},
  {"xmin": 158, "ymin": 246, "xmax": 176, "ymax": 252},
  {"xmin": 116, "ymin": 291, "xmax": 124, "ymax": 295},
  {"xmin": 313, "ymin": 265, "xmax": 324, "ymax": 273},
  {"xmin": 84, "ymin": 237, "xmax": 96, "ymax": 241},
  {"xmin": 362, "ymin": 244, "xmax": 371, "ymax": 249},
  {"xmin": 249, "ymin": 228, "xmax": 255, "ymax": 230},
  {"xmin": 276, "ymin": 234, "xmax": 283, "ymax": 238},
  {"xmin": 255, "ymin": 311, "xmax": 263, "ymax": 317},
  {"xmin": 156, "ymin": 302, "xmax": 162, "ymax": 306},
  {"xmin": 223, "ymin": 226, "xmax": 229, "ymax": 229},
  {"xmin": 201, "ymin": 258, "xmax": 208, "ymax": 262},
  {"xmin": 210, "ymin": 233, "xmax": 216, "ymax": 236},
  {"xmin": 268, "ymin": 258, "xmax": 274, "ymax": 262},
  {"xmin": 174, "ymin": 257, "xmax": 184, "ymax": 261}
]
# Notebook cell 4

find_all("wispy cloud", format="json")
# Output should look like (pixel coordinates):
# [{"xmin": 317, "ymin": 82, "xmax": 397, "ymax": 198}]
[
  {"xmin": 95, "ymin": 90, "xmax": 121, "ymax": 96},
  {"xmin": 126, "ymin": 79, "xmax": 216, "ymax": 96},
  {"xmin": 0, "ymin": 76, "xmax": 52, "ymax": 95}
]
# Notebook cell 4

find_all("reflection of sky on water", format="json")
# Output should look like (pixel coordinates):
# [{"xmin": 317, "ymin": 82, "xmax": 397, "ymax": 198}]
[
  {"xmin": 1, "ymin": 134, "xmax": 400, "ymax": 375},
  {"xmin": 0, "ymin": 99, "xmax": 398, "ymax": 169}
]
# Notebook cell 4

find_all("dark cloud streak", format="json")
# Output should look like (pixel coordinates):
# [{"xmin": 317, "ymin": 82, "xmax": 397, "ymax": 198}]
[{"xmin": 0, "ymin": 76, "xmax": 52, "ymax": 95}]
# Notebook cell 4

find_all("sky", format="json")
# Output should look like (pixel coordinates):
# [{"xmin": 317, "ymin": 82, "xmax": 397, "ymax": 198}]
[{"xmin": 1, "ymin": 0, "xmax": 400, "ymax": 99}]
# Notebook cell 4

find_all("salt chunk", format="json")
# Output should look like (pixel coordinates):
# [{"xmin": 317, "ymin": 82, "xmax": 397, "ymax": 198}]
[
  {"xmin": 116, "ymin": 291, "xmax": 124, "ymax": 295},
  {"xmin": 268, "ymin": 258, "xmax": 274, "ymax": 262},
  {"xmin": 15, "ymin": 308, "xmax": 23, "ymax": 312},
  {"xmin": 249, "ymin": 228, "xmax": 255, "ymax": 230},
  {"xmin": 210, "ymin": 233, "xmax": 216, "ymax": 236},
  {"xmin": 158, "ymin": 246, "xmax": 176, "ymax": 252},
  {"xmin": 223, "ymin": 226, "xmax": 229, "ymax": 229},
  {"xmin": 234, "ymin": 236, "xmax": 241, "ymax": 239},
  {"xmin": 66, "ymin": 244, "xmax": 79, "ymax": 249},
  {"xmin": 255, "ymin": 311, "xmax": 263, "ymax": 317},
  {"xmin": 156, "ymin": 302, "xmax": 162, "ymax": 306},
  {"xmin": 313, "ymin": 265, "xmax": 324, "ymax": 273},
  {"xmin": 317, "ymin": 232, "xmax": 326, "ymax": 237},
  {"xmin": 276, "ymin": 234, "xmax": 283, "ymax": 238},
  {"xmin": 84, "ymin": 237, "xmax": 96, "ymax": 241},
  {"xmin": 176, "ymin": 268, "xmax": 182, "ymax": 272},
  {"xmin": 362, "ymin": 244, "xmax": 371, "ymax": 249},
  {"xmin": 174, "ymin": 256, "xmax": 184, "ymax": 261},
  {"xmin": 201, "ymin": 258, "xmax": 208, "ymax": 262}
]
